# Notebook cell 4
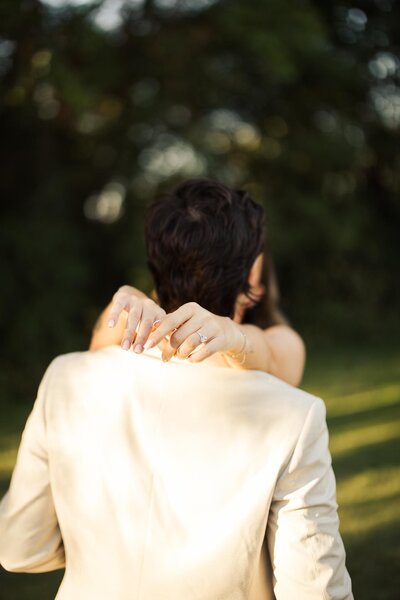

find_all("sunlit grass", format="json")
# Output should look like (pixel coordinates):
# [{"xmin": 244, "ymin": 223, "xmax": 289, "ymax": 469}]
[
  {"xmin": 337, "ymin": 467, "xmax": 400, "ymax": 536},
  {"xmin": 303, "ymin": 345, "xmax": 400, "ymax": 600},
  {"xmin": 325, "ymin": 382, "xmax": 400, "ymax": 416},
  {"xmin": 0, "ymin": 447, "xmax": 18, "ymax": 481},
  {"xmin": 1, "ymin": 344, "xmax": 399, "ymax": 599},
  {"xmin": 330, "ymin": 418, "xmax": 400, "ymax": 455}
]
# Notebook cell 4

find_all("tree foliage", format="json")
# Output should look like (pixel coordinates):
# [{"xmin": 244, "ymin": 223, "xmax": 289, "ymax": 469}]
[{"xmin": 0, "ymin": 0, "xmax": 399, "ymax": 398}]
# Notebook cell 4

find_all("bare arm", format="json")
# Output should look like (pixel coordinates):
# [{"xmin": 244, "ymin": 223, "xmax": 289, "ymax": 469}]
[
  {"xmin": 145, "ymin": 302, "xmax": 306, "ymax": 387},
  {"xmin": 90, "ymin": 287, "xmax": 306, "ymax": 387},
  {"xmin": 224, "ymin": 323, "xmax": 306, "ymax": 387}
]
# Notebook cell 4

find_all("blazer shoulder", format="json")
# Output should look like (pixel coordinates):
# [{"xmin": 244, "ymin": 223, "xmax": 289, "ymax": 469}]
[
  {"xmin": 42, "ymin": 351, "xmax": 90, "ymax": 378},
  {"xmin": 261, "ymin": 372, "xmax": 326, "ymax": 419},
  {"xmin": 44, "ymin": 347, "xmax": 120, "ymax": 375}
]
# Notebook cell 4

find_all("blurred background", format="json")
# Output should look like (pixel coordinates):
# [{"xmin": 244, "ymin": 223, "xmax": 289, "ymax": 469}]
[{"xmin": 0, "ymin": 0, "xmax": 399, "ymax": 598}]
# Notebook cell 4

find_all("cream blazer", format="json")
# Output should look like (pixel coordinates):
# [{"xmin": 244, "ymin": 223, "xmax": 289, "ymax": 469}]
[{"xmin": 0, "ymin": 346, "xmax": 353, "ymax": 599}]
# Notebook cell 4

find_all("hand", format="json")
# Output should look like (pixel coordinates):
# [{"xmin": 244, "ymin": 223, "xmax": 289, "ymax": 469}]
[
  {"xmin": 108, "ymin": 285, "xmax": 166, "ymax": 353},
  {"xmin": 145, "ymin": 302, "xmax": 245, "ymax": 363}
]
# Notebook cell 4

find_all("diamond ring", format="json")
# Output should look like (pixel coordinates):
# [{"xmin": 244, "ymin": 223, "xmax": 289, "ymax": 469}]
[{"xmin": 196, "ymin": 331, "xmax": 208, "ymax": 344}]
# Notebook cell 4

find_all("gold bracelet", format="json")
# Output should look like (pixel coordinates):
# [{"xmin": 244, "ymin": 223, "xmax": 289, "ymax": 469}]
[{"xmin": 227, "ymin": 330, "xmax": 247, "ymax": 364}]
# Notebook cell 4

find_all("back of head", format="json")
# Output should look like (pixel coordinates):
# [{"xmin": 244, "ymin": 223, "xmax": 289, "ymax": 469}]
[{"xmin": 145, "ymin": 179, "xmax": 265, "ymax": 318}]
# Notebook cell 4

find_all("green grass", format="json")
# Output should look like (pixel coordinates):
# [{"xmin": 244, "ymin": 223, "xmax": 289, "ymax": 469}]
[
  {"xmin": 1, "ymin": 344, "xmax": 399, "ymax": 599},
  {"xmin": 302, "ymin": 344, "xmax": 400, "ymax": 600}
]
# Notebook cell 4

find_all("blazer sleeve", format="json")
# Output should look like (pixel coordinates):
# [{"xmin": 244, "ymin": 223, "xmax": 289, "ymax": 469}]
[
  {"xmin": 267, "ymin": 398, "xmax": 353, "ymax": 600},
  {"xmin": 0, "ymin": 359, "xmax": 65, "ymax": 573}
]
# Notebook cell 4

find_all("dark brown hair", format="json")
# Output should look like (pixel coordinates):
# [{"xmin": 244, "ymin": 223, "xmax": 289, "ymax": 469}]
[{"xmin": 145, "ymin": 179, "xmax": 286, "ymax": 327}]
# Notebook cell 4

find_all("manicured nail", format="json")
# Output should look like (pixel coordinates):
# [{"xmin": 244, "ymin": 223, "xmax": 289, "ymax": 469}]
[
  {"xmin": 145, "ymin": 339, "xmax": 155, "ymax": 350},
  {"xmin": 134, "ymin": 344, "xmax": 142, "ymax": 354},
  {"xmin": 122, "ymin": 339, "xmax": 130, "ymax": 351},
  {"xmin": 108, "ymin": 319, "xmax": 115, "ymax": 328}
]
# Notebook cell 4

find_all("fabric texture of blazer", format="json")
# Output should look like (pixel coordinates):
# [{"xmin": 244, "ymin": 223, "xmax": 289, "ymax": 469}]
[{"xmin": 0, "ymin": 346, "xmax": 353, "ymax": 599}]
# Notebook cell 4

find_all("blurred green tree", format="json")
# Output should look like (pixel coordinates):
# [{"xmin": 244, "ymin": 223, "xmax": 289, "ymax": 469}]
[{"xmin": 0, "ymin": 0, "xmax": 399, "ymax": 400}]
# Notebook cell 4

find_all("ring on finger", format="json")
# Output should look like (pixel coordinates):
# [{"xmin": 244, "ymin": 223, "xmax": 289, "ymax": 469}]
[
  {"xmin": 196, "ymin": 331, "xmax": 208, "ymax": 344},
  {"xmin": 151, "ymin": 319, "xmax": 162, "ymax": 331}
]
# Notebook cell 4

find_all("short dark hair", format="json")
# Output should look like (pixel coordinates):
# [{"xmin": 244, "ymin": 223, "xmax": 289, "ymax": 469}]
[{"xmin": 145, "ymin": 179, "xmax": 265, "ymax": 318}]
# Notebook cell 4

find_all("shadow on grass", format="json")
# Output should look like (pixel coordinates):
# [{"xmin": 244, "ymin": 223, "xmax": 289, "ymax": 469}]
[
  {"xmin": 329, "ymin": 399, "xmax": 400, "ymax": 599},
  {"xmin": 331, "ymin": 429, "xmax": 400, "ymax": 478},
  {"xmin": 327, "ymin": 401, "xmax": 400, "ymax": 433},
  {"xmin": 345, "ymin": 521, "xmax": 400, "ymax": 600},
  {"xmin": 0, "ymin": 568, "xmax": 64, "ymax": 600},
  {"xmin": 0, "ymin": 475, "xmax": 11, "ymax": 499}
]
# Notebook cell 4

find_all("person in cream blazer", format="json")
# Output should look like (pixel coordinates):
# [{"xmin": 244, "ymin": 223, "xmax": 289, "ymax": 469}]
[{"xmin": 0, "ymin": 344, "xmax": 352, "ymax": 599}]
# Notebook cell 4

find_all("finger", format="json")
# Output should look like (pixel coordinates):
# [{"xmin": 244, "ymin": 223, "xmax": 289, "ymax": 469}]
[
  {"xmin": 145, "ymin": 304, "xmax": 195, "ymax": 349},
  {"xmin": 176, "ymin": 326, "xmax": 218, "ymax": 360},
  {"xmin": 133, "ymin": 307, "xmax": 164, "ymax": 354},
  {"xmin": 168, "ymin": 317, "xmax": 204, "ymax": 350},
  {"xmin": 107, "ymin": 298, "xmax": 128, "ymax": 328},
  {"xmin": 157, "ymin": 338, "xmax": 169, "ymax": 353},
  {"xmin": 187, "ymin": 338, "xmax": 222, "ymax": 363},
  {"xmin": 161, "ymin": 339, "xmax": 177, "ymax": 362},
  {"xmin": 151, "ymin": 317, "xmax": 163, "ymax": 332},
  {"xmin": 121, "ymin": 305, "xmax": 142, "ymax": 350},
  {"xmin": 113, "ymin": 285, "xmax": 134, "ymax": 300}
]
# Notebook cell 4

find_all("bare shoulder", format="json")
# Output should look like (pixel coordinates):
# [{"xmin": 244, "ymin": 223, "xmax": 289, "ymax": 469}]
[{"xmin": 263, "ymin": 325, "xmax": 306, "ymax": 387}]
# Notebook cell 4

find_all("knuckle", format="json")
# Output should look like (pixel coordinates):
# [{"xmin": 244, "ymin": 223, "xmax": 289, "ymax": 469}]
[
  {"xmin": 143, "ymin": 298, "xmax": 154, "ymax": 308},
  {"xmin": 114, "ymin": 287, "xmax": 128, "ymax": 298}
]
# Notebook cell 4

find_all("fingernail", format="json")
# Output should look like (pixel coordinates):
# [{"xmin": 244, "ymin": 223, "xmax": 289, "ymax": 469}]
[
  {"xmin": 145, "ymin": 339, "xmax": 155, "ymax": 350},
  {"xmin": 134, "ymin": 344, "xmax": 142, "ymax": 354},
  {"xmin": 122, "ymin": 339, "xmax": 130, "ymax": 351},
  {"xmin": 108, "ymin": 319, "xmax": 115, "ymax": 328}
]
